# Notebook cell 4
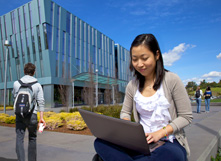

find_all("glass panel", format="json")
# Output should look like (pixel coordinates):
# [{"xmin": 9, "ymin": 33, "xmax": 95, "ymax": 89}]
[
  {"xmin": 23, "ymin": 6, "xmax": 28, "ymax": 30},
  {"xmin": 50, "ymin": 2, "xmax": 54, "ymax": 25},
  {"xmin": 66, "ymin": 12, "xmax": 70, "ymax": 33},
  {"xmin": 36, "ymin": 25, "xmax": 42, "ymax": 52},
  {"xmin": 56, "ymin": 28, "xmax": 59, "ymax": 52},
  {"xmin": 11, "ymin": 11, "xmax": 16, "ymax": 34},
  {"xmin": 57, "ymin": 6, "xmax": 60, "ymax": 27},
  {"xmin": 43, "ymin": 23, "xmax": 52, "ymax": 50},
  {"xmin": 38, "ymin": 0, "xmax": 41, "ymax": 24},
  {"xmin": 4, "ymin": 16, "xmax": 7, "ymax": 38},
  {"xmin": 18, "ymin": 8, "xmax": 22, "ymax": 32},
  {"xmin": 28, "ymin": 3, "xmax": 33, "ymax": 28}
]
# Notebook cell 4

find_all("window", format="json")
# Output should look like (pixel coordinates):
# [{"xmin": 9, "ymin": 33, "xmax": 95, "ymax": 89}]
[
  {"xmin": 15, "ymin": 34, "xmax": 19, "ymax": 57},
  {"xmin": 56, "ymin": 28, "xmax": 59, "ymax": 53},
  {"xmin": 31, "ymin": 28, "xmax": 36, "ymax": 55},
  {"xmin": 38, "ymin": 0, "xmax": 41, "ymax": 24},
  {"xmin": 25, "ymin": 30, "xmax": 30, "ymax": 62},
  {"xmin": 57, "ymin": 6, "xmax": 60, "ymax": 27},
  {"xmin": 43, "ymin": 23, "xmax": 52, "ymax": 50},
  {"xmin": 23, "ymin": 6, "xmax": 28, "ymax": 30},
  {"xmin": 18, "ymin": 8, "xmax": 22, "ymax": 32},
  {"xmin": 66, "ymin": 12, "xmax": 70, "ymax": 33},
  {"xmin": 62, "ymin": 31, "xmax": 66, "ymax": 61},
  {"xmin": 28, "ymin": 3, "xmax": 33, "ymax": 28},
  {"xmin": 37, "ymin": 25, "xmax": 42, "ymax": 53},
  {"xmin": 4, "ymin": 16, "xmax": 7, "ymax": 38},
  {"xmin": 50, "ymin": 2, "xmax": 54, "ymax": 25}
]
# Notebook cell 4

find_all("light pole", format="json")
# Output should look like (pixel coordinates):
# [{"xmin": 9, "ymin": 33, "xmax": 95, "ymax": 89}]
[
  {"xmin": 3, "ymin": 40, "xmax": 12, "ymax": 114},
  {"xmin": 71, "ymin": 79, "xmax": 75, "ymax": 109},
  {"xmin": 95, "ymin": 69, "xmax": 98, "ymax": 107}
]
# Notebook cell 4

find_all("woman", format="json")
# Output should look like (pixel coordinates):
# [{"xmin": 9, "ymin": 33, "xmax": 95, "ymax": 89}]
[
  {"xmin": 94, "ymin": 34, "xmax": 193, "ymax": 161},
  {"xmin": 204, "ymin": 86, "xmax": 212, "ymax": 113}
]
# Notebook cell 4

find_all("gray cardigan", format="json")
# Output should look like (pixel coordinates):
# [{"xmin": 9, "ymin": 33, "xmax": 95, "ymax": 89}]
[{"xmin": 120, "ymin": 71, "xmax": 193, "ymax": 156}]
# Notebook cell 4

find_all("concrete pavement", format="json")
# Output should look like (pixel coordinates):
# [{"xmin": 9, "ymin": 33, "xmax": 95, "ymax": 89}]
[{"xmin": 0, "ymin": 105, "xmax": 221, "ymax": 161}]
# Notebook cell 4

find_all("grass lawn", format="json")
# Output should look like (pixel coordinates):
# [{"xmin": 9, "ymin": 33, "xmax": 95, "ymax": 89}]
[
  {"xmin": 189, "ymin": 87, "xmax": 221, "ymax": 97},
  {"xmin": 211, "ymin": 99, "xmax": 221, "ymax": 102}
]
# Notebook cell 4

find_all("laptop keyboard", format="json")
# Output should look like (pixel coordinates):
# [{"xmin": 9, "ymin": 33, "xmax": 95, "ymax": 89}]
[{"xmin": 149, "ymin": 142, "xmax": 159, "ymax": 149}]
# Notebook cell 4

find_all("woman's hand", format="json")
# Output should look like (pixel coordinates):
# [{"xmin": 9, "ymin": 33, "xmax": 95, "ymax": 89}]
[
  {"xmin": 145, "ymin": 125, "xmax": 173, "ymax": 144},
  {"xmin": 145, "ymin": 130, "xmax": 164, "ymax": 144}
]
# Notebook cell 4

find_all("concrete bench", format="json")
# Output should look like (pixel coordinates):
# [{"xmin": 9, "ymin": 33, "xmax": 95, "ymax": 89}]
[{"xmin": 186, "ymin": 111, "xmax": 221, "ymax": 161}]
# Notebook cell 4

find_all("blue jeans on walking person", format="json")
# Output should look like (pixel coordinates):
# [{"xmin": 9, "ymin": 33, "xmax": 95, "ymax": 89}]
[
  {"xmin": 196, "ymin": 98, "xmax": 201, "ymax": 113},
  {"xmin": 94, "ymin": 138, "xmax": 187, "ymax": 161},
  {"xmin": 16, "ymin": 113, "xmax": 38, "ymax": 161},
  {"xmin": 205, "ymin": 99, "xmax": 210, "ymax": 112}
]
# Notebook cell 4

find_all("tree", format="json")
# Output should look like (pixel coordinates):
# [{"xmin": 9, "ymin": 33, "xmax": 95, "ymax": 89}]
[
  {"xmin": 199, "ymin": 80, "xmax": 207, "ymax": 89},
  {"xmin": 218, "ymin": 80, "xmax": 221, "ymax": 87},
  {"xmin": 185, "ymin": 81, "xmax": 197, "ymax": 91},
  {"xmin": 58, "ymin": 84, "xmax": 72, "ymax": 112},
  {"xmin": 81, "ymin": 62, "xmax": 95, "ymax": 111}
]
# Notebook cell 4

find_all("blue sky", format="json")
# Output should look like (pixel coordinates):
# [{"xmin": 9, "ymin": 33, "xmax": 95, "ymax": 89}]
[{"xmin": 1, "ymin": 0, "xmax": 221, "ymax": 85}]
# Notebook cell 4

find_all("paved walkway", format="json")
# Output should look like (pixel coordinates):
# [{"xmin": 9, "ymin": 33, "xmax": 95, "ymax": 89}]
[{"xmin": 0, "ymin": 105, "xmax": 220, "ymax": 161}]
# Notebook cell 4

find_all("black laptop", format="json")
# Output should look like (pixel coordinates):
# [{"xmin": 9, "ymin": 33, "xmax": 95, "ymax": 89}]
[{"xmin": 79, "ymin": 109, "xmax": 164, "ymax": 155}]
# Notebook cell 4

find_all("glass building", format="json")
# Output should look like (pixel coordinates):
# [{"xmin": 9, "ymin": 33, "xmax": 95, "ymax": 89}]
[{"xmin": 0, "ymin": 0, "xmax": 132, "ymax": 108}]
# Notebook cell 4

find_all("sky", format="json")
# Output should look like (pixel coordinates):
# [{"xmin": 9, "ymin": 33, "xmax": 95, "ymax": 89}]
[{"xmin": 0, "ymin": 0, "xmax": 221, "ymax": 86}]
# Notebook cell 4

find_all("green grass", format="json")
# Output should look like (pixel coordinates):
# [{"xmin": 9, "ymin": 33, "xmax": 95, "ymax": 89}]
[
  {"xmin": 189, "ymin": 87, "xmax": 221, "ymax": 97},
  {"xmin": 211, "ymin": 99, "xmax": 221, "ymax": 103}
]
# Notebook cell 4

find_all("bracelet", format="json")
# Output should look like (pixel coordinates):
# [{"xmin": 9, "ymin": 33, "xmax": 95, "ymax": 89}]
[{"xmin": 163, "ymin": 126, "xmax": 168, "ymax": 138}]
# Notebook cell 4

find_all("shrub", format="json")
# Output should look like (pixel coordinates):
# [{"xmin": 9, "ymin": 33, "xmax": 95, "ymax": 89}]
[
  {"xmin": 0, "ymin": 113, "xmax": 10, "ymax": 123},
  {"xmin": 0, "ymin": 106, "xmax": 13, "ymax": 111},
  {"xmin": 69, "ymin": 107, "xmax": 79, "ymax": 113},
  {"xmin": 57, "ymin": 112, "xmax": 73, "ymax": 121},
  {"xmin": 4, "ymin": 116, "xmax": 16, "ymax": 124},
  {"xmin": 66, "ymin": 120, "xmax": 86, "ymax": 131},
  {"xmin": 211, "ymin": 147, "xmax": 221, "ymax": 161},
  {"xmin": 43, "ymin": 111, "xmax": 56, "ymax": 118},
  {"xmin": 44, "ymin": 115, "xmax": 63, "ymax": 130},
  {"xmin": 66, "ymin": 112, "xmax": 87, "ymax": 130}
]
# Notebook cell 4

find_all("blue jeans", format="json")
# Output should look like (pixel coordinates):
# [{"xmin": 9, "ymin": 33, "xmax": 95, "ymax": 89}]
[
  {"xmin": 16, "ymin": 113, "xmax": 38, "ymax": 161},
  {"xmin": 196, "ymin": 98, "xmax": 201, "ymax": 113},
  {"xmin": 94, "ymin": 138, "xmax": 187, "ymax": 161},
  {"xmin": 205, "ymin": 99, "xmax": 210, "ymax": 112}
]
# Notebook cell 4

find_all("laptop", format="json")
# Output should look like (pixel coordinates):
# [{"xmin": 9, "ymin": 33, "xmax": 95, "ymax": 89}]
[{"xmin": 79, "ymin": 109, "xmax": 165, "ymax": 155}]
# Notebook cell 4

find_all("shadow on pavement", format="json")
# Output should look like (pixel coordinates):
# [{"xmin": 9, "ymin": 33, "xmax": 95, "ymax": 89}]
[{"xmin": 0, "ymin": 157, "xmax": 17, "ymax": 161}]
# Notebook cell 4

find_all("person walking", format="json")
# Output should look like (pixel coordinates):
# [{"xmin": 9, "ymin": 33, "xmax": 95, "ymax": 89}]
[
  {"xmin": 195, "ymin": 86, "xmax": 203, "ymax": 113},
  {"xmin": 12, "ymin": 63, "xmax": 46, "ymax": 161},
  {"xmin": 204, "ymin": 86, "xmax": 212, "ymax": 113},
  {"xmin": 93, "ymin": 34, "xmax": 193, "ymax": 161}
]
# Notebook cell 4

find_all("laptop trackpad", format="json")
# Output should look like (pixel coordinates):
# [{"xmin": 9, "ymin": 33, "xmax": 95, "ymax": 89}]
[{"xmin": 149, "ymin": 141, "xmax": 165, "ymax": 152}]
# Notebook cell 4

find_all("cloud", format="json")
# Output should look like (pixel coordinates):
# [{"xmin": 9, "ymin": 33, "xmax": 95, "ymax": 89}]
[
  {"xmin": 217, "ymin": 53, "xmax": 221, "ymax": 59},
  {"xmin": 183, "ymin": 71, "xmax": 221, "ymax": 85},
  {"xmin": 183, "ymin": 77, "xmax": 203, "ymax": 86},
  {"xmin": 202, "ymin": 71, "xmax": 221, "ymax": 78},
  {"xmin": 162, "ymin": 43, "xmax": 195, "ymax": 66}
]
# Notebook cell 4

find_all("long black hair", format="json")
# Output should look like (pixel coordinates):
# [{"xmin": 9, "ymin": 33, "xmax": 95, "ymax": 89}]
[{"xmin": 129, "ymin": 34, "xmax": 167, "ymax": 92}]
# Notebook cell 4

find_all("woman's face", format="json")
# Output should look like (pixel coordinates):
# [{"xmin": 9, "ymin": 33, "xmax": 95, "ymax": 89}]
[{"xmin": 131, "ymin": 45, "xmax": 159, "ymax": 78}]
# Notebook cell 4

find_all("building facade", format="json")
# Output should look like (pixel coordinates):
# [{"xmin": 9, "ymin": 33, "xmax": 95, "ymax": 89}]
[{"xmin": 0, "ymin": 0, "xmax": 132, "ymax": 108}]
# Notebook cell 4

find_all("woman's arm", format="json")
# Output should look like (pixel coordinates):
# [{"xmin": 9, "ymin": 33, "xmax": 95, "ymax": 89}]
[
  {"xmin": 120, "ymin": 81, "xmax": 135, "ymax": 121},
  {"xmin": 168, "ymin": 73, "xmax": 193, "ymax": 133}
]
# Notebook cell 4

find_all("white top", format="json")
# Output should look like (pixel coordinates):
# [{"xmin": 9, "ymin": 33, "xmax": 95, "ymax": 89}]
[{"xmin": 134, "ymin": 85, "xmax": 174, "ymax": 142}]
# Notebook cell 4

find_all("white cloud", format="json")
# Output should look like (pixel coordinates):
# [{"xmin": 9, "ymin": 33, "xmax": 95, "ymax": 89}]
[
  {"xmin": 183, "ymin": 71, "xmax": 221, "ymax": 85},
  {"xmin": 202, "ymin": 71, "xmax": 221, "ymax": 78},
  {"xmin": 183, "ymin": 77, "xmax": 203, "ymax": 86},
  {"xmin": 162, "ymin": 43, "xmax": 195, "ymax": 66},
  {"xmin": 217, "ymin": 53, "xmax": 221, "ymax": 59}
]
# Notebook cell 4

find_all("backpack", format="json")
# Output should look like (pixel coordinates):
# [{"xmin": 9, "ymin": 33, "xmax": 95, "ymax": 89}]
[
  {"xmin": 13, "ymin": 80, "xmax": 38, "ymax": 118},
  {"xmin": 195, "ymin": 90, "xmax": 200, "ymax": 98}
]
